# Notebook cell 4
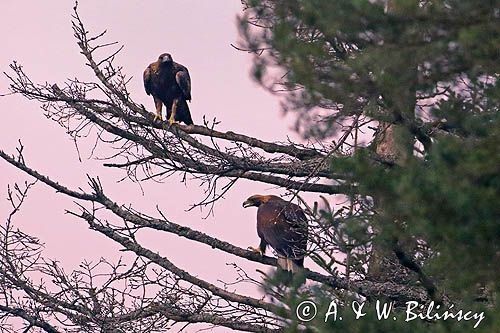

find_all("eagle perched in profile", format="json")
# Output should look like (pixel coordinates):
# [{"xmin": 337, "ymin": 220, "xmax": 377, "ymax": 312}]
[
  {"xmin": 143, "ymin": 53, "xmax": 193, "ymax": 126},
  {"xmin": 243, "ymin": 195, "xmax": 308, "ymax": 273}
]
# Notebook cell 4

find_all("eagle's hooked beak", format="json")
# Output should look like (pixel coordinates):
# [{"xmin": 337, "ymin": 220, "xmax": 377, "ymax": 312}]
[{"xmin": 242, "ymin": 200, "xmax": 254, "ymax": 208}]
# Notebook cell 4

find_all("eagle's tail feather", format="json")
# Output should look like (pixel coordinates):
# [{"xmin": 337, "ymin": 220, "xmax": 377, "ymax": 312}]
[
  {"xmin": 288, "ymin": 258, "xmax": 303, "ymax": 274},
  {"xmin": 184, "ymin": 111, "xmax": 194, "ymax": 125},
  {"xmin": 293, "ymin": 257, "xmax": 304, "ymax": 268},
  {"xmin": 277, "ymin": 257, "xmax": 288, "ymax": 271},
  {"xmin": 277, "ymin": 257, "xmax": 304, "ymax": 273},
  {"xmin": 178, "ymin": 100, "xmax": 194, "ymax": 125}
]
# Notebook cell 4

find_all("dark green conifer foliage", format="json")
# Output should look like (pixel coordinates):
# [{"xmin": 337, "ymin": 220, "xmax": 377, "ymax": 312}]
[{"xmin": 240, "ymin": 1, "xmax": 499, "ymax": 331}]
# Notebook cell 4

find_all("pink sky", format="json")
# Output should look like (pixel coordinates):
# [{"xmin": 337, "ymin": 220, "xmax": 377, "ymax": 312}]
[{"xmin": 0, "ymin": 2, "xmax": 318, "ymax": 330}]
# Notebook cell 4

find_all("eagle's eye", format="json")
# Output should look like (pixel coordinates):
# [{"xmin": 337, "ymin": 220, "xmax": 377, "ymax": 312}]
[{"xmin": 243, "ymin": 196, "xmax": 261, "ymax": 208}]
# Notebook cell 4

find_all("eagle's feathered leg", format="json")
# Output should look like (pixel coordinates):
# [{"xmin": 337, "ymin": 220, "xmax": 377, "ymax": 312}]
[
  {"xmin": 153, "ymin": 97, "xmax": 163, "ymax": 121},
  {"xmin": 168, "ymin": 98, "xmax": 181, "ymax": 126}
]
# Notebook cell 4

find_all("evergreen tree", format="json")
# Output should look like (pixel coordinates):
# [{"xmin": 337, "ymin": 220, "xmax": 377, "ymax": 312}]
[{"xmin": 240, "ymin": 0, "xmax": 499, "ymax": 331}]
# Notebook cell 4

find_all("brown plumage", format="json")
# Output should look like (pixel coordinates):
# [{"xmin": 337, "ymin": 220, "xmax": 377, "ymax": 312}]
[
  {"xmin": 243, "ymin": 194, "xmax": 308, "ymax": 273},
  {"xmin": 143, "ymin": 53, "xmax": 193, "ymax": 125}
]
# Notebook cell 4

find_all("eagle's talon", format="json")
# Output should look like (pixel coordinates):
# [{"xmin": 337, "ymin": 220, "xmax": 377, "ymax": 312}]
[
  {"xmin": 153, "ymin": 113, "xmax": 162, "ymax": 122},
  {"xmin": 247, "ymin": 246, "xmax": 263, "ymax": 256},
  {"xmin": 167, "ymin": 118, "xmax": 180, "ymax": 127}
]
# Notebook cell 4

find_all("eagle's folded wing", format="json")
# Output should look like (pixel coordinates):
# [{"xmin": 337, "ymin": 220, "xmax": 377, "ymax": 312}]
[
  {"xmin": 143, "ymin": 66, "xmax": 152, "ymax": 96},
  {"xmin": 175, "ymin": 69, "xmax": 191, "ymax": 101}
]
